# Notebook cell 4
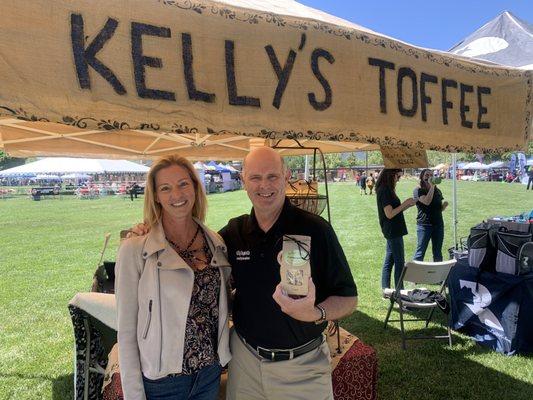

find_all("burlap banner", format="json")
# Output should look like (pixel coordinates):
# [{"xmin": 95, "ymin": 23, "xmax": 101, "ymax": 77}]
[
  {"xmin": 0, "ymin": 0, "xmax": 531, "ymax": 157},
  {"xmin": 381, "ymin": 146, "xmax": 429, "ymax": 169}
]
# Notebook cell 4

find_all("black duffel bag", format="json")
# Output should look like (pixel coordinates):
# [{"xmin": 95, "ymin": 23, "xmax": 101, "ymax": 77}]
[
  {"xmin": 517, "ymin": 242, "xmax": 533, "ymax": 275},
  {"xmin": 495, "ymin": 230, "xmax": 532, "ymax": 275},
  {"xmin": 468, "ymin": 223, "xmax": 498, "ymax": 272}
]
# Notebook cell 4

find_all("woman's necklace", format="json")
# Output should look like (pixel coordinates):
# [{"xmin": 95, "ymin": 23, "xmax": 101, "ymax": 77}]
[{"xmin": 167, "ymin": 225, "xmax": 210, "ymax": 269}]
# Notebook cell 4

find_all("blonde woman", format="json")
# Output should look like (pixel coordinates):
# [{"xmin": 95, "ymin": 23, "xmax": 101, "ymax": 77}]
[{"xmin": 116, "ymin": 155, "xmax": 231, "ymax": 400}]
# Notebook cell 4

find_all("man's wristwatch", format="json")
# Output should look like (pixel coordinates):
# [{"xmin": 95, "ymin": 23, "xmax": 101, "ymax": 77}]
[{"xmin": 314, "ymin": 304, "xmax": 327, "ymax": 324}]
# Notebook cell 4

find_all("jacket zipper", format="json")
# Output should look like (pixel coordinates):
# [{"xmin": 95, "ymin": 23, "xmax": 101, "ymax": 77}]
[
  {"xmin": 157, "ymin": 266, "xmax": 163, "ymax": 372},
  {"xmin": 142, "ymin": 300, "xmax": 153, "ymax": 339},
  {"xmin": 217, "ymin": 267, "xmax": 230, "ymax": 348}
]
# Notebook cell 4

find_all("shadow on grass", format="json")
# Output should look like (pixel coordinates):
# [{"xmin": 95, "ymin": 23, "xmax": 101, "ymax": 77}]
[
  {"xmin": 52, "ymin": 373, "xmax": 73, "ymax": 400},
  {"xmin": 0, "ymin": 373, "xmax": 73, "ymax": 400},
  {"xmin": 341, "ymin": 310, "xmax": 533, "ymax": 400}
]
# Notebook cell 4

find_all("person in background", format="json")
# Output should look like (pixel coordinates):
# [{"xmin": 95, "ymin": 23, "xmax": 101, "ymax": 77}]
[
  {"xmin": 527, "ymin": 167, "xmax": 533, "ymax": 190},
  {"xmin": 412, "ymin": 169, "xmax": 448, "ymax": 262},
  {"xmin": 129, "ymin": 181, "xmax": 140, "ymax": 201},
  {"xmin": 375, "ymin": 169, "xmax": 416, "ymax": 294},
  {"xmin": 360, "ymin": 172, "xmax": 367, "ymax": 195},
  {"xmin": 116, "ymin": 155, "xmax": 231, "ymax": 400},
  {"xmin": 366, "ymin": 173, "xmax": 375, "ymax": 195}
]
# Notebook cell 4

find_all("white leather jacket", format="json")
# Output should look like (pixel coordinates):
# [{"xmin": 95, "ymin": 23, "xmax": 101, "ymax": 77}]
[{"xmin": 115, "ymin": 219, "xmax": 231, "ymax": 400}]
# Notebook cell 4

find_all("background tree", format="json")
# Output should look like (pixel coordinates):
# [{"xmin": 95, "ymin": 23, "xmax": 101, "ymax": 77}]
[{"xmin": 0, "ymin": 151, "xmax": 26, "ymax": 170}]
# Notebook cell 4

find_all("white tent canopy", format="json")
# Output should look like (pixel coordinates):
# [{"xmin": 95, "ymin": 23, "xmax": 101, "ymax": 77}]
[
  {"xmin": 0, "ymin": 157, "xmax": 149, "ymax": 177},
  {"xmin": 449, "ymin": 11, "xmax": 533, "ymax": 70},
  {"xmin": 431, "ymin": 163, "xmax": 449, "ymax": 170},
  {"xmin": 462, "ymin": 161, "xmax": 489, "ymax": 170},
  {"xmin": 486, "ymin": 161, "xmax": 507, "ymax": 169}
]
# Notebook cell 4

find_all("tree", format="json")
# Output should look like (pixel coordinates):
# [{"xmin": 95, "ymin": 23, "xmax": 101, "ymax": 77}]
[
  {"xmin": 284, "ymin": 156, "xmax": 305, "ymax": 171},
  {"xmin": 0, "ymin": 151, "xmax": 26, "ymax": 170}
]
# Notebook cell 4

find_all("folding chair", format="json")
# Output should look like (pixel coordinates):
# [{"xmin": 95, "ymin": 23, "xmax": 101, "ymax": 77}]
[{"xmin": 383, "ymin": 260, "xmax": 456, "ymax": 350}]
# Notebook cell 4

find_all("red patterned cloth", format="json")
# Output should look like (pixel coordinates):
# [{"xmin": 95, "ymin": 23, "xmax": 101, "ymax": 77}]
[
  {"xmin": 331, "ymin": 340, "xmax": 378, "ymax": 400},
  {"xmin": 102, "ymin": 372, "xmax": 124, "ymax": 400},
  {"xmin": 102, "ymin": 344, "xmax": 124, "ymax": 400}
]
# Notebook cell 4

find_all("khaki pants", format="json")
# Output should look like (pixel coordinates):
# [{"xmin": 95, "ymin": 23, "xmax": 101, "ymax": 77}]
[{"xmin": 226, "ymin": 330, "xmax": 333, "ymax": 400}]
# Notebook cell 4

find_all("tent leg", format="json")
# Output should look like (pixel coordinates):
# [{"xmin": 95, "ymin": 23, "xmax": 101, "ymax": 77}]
[{"xmin": 452, "ymin": 153, "xmax": 458, "ymax": 250}]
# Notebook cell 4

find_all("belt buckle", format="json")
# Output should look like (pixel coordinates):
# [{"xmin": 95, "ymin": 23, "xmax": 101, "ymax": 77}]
[{"xmin": 257, "ymin": 345, "xmax": 275, "ymax": 361}]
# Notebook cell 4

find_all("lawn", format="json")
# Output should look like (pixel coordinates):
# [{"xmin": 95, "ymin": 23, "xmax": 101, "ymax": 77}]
[{"xmin": 0, "ymin": 180, "xmax": 532, "ymax": 399}]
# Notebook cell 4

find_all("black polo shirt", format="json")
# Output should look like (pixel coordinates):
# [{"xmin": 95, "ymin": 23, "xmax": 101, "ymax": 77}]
[
  {"xmin": 219, "ymin": 198, "xmax": 357, "ymax": 349},
  {"xmin": 376, "ymin": 186, "xmax": 408, "ymax": 239}
]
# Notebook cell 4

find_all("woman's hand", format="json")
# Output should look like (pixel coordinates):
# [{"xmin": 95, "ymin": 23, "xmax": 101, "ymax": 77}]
[{"xmin": 402, "ymin": 197, "xmax": 417, "ymax": 209}]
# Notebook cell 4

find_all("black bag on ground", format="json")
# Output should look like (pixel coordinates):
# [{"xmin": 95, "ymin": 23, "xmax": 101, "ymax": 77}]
[
  {"xmin": 91, "ymin": 261, "xmax": 116, "ymax": 293},
  {"xmin": 515, "ymin": 242, "xmax": 533, "ymax": 276},
  {"xmin": 495, "ymin": 231, "xmax": 532, "ymax": 275},
  {"xmin": 468, "ymin": 223, "xmax": 497, "ymax": 272}
]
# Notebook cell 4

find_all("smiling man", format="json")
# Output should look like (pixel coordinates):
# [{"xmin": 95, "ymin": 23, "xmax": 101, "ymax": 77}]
[{"xmin": 220, "ymin": 146, "xmax": 357, "ymax": 400}]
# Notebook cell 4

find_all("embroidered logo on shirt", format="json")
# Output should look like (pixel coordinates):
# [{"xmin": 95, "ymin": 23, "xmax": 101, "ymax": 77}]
[{"xmin": 236, "ymin": 250, "xmax": 251, "ymax": 261}]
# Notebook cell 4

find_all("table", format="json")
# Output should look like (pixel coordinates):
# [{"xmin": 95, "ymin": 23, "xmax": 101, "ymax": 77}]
[
  {"xmin": 448, "ymin": 260, "xmax": 533, "ymax": 355},
  {"xmin": 69, "ymin": 293, "xmax": 377, "ymax": 400}
]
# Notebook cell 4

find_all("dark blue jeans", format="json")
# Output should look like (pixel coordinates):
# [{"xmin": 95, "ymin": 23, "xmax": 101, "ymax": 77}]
[
  {"xmin": 143, "ymin": 363, "xmax": 222, "ymax": 400},
  {"xmin": 413, "ymin": 224, "xmax": 444, "ymax": 262},
  {"xmin": 382, "ymin": 236, "xmax": 405, "ymax": 289}
]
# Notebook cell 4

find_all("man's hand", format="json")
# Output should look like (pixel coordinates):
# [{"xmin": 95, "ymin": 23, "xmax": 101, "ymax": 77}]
[
  {"xmin": 272, "ymin": 278, "xmax": 320, "ymax": 322},
  {"xmin": 126, "ymin": 222, "xmax": 150, "ymax": 238},
  {"xmin": 442, "ymin": 201, "xmax": 449, "ymax": 211}
]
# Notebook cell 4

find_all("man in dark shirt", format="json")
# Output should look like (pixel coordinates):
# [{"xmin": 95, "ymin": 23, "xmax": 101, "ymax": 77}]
[
  {"xmin": 360, "ymin": 172, "xmax": 367, "ymax": 195},
  {"xmin": 222, "ymin": 147, "xmax": 357, "ymax": 400},
  {"xmin": 128, "ymin": 181, "xmax": 140, "ymax": 201}
]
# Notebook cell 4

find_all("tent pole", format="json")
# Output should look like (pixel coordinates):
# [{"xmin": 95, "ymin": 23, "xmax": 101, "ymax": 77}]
[
  {"xmin": 452, "ymin": 153, "xmax": 458, "ymax": 248},
  {"xmin": 304, "ymin": 155, "xmax": 309, "ymax": 180}
]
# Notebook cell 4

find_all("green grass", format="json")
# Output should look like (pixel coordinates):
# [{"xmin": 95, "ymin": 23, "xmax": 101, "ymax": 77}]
[{"xmin": 1, "ymin": 180, "xmax": 532, "ymax": 399}]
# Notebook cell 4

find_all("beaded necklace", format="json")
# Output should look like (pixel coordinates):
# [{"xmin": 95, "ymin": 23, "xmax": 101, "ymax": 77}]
[{"xmin": 167, "ymin": 225, "xmax": 210, "ymax": 270}]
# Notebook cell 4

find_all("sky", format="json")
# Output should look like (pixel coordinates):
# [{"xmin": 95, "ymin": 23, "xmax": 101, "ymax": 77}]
[{"xmin": 298, "ymin": 0, "xmax": 532, "ymax": 51}]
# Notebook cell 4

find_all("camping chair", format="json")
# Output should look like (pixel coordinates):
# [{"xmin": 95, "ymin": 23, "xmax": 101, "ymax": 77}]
[{"xmin": 383, "ymin": 260, "xmax": 456, "ymax": 350}]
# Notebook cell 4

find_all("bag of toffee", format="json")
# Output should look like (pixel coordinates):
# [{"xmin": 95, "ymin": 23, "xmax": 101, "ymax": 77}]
[{"xmin": 278, "ymin": 235, "xmax": 311, "ymax": 296}]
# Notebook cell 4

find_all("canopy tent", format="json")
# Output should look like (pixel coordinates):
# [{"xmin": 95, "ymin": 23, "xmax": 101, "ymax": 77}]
[
  {"xmin": 449, "ymin": 11, "xmax": 533, "ymax": 70},
  {"xmin": 462, "ymin": 161, "xmax": 489, "ymax": 170},
  {"xmin": 216, "ymin": 163, "xmax": 234, "ymax": 173},
  {"xmin": 193, "ymin": 161, "xmax": 207, "ymax": 170},
  {"xmin": 0, "ymin": 0, "xmax": 531, "ymax": 161},
  {"xmin": 35, "ymin": 174, "xmax": 61, "ymax": 180},
  {"xmin": 486, "ymin": 161, "xmax": 507, "ymax": 169},
  {"xmin": 62, "ymin": 173, "xmax": 92, "ymax": 179},
  {"xmin": 431, "ymin": 163, "xmax": 449, "ymax": 170},
  {"xmin": 448, "ymin": 10, "xmax": 533, "ymax": 248},
  {"xmin": 0, "ymin": 157, "xmax": 149, "ymax": 177},
  {"xmin": 221, "ymin": 163, "xmax": 239, "ymax": 173},
  {"xmin": 205, "ymin": 161, "xmax": 226, "ymax": 172},
  {"xmin": 0, "ymin": 120, "xmax": 379, "ymax": 160}
]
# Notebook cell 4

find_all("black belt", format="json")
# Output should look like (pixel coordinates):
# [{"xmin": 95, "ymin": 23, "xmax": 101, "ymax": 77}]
[{"xmin": 237, "ymin": 332, "xmax": 323, "ymax": 362}]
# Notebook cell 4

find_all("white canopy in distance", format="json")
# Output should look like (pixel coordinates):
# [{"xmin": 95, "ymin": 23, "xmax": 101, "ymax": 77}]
[{"xmin": 0, "ymin": 157, "xmax": 149, "ymax": 176}]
